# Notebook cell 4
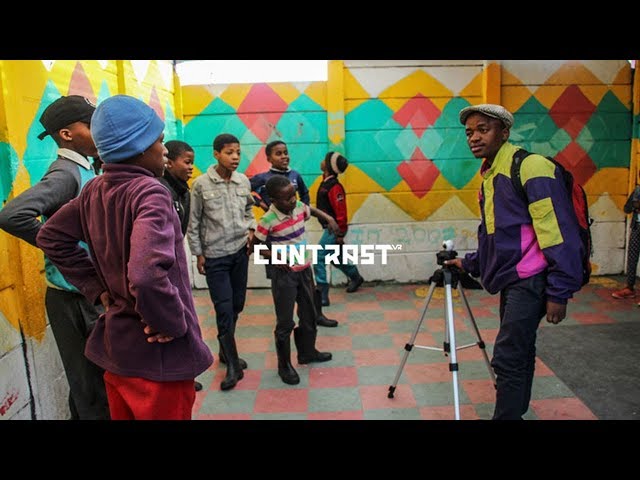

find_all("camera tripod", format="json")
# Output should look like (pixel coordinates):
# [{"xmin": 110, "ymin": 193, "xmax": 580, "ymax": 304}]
[{"xmin": 387, "ymin": 265, "xmax": 496, "ymax": 420}]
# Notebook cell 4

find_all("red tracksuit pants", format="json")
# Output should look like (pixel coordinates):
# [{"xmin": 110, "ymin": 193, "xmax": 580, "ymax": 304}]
[{"xmin": 104, "ymin": 371, "xmax": 196, "ymax": 420}]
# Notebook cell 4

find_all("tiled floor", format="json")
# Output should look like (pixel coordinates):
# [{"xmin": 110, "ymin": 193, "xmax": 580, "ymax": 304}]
[{"xmin": 191, "ymin": 275, "xmax": 636, "ymax": 420}]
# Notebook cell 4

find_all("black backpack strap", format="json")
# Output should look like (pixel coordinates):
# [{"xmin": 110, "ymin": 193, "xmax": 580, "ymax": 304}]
[{"xmin": 511, "ymin": 149, "xmax": 532, "ymax": 202}]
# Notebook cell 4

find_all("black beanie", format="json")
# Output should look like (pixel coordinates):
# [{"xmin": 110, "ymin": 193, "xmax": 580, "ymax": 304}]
[{"xmin": 325, "ymin": 151, "xmax": 349, "ymax": 175}]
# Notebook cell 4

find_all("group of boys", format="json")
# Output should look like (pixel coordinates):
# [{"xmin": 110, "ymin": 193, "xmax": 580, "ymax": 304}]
[
  {"xmin": 0, "ymin": 94, "xmax": 362, "ymax": 418},
  {"xmin": 0, "ymin": 94, "xmax": 589, "ymax": 421}
]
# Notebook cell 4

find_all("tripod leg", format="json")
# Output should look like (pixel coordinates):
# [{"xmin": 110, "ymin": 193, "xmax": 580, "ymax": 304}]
[
  {"xmin": 388, "ymin": 281, "xmax": 437, "ymax": 399},
  {"xmin": 443, "ymin": 273, "xmax": 461, "ymax": 420},
  {"xmin": 457, "ymin": 284, "xmax": 497, "ymax": 387}
]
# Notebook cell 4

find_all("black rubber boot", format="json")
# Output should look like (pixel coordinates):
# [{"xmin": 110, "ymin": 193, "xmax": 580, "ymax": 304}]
[
  {"xmin": 275, "ymin": 335, "xmax": 300, "ymax": 385},
  {"xmin": 293, "ymin": 327, "xmax": 332, "ymax": 364},
  {"xmin": 318, "ymin": 283, "xmax": 331, "ymax": 306},
  {"xmin": 218, "ymin": 320, "xmax": 248, "ymax": 369},
  {"xmin": 218, "ymin": 333, "xmax": 244, "ymax": 391},
  {"xmin": 315, "ymin": 287, "xmax": 338, "ymax": 327},
  {"xmin": 218, "ymin": 346, "xmax": 248, "ymax": 370},
  {"xmin": 345, "ymin": 273, "xmax": 364, "ymax": 293}
]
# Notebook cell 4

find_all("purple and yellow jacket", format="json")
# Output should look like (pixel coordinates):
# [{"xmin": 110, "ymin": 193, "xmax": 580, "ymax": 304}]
[{"xmin": 462, "ymin": 142, "xmax": 584, "ymax": 305}]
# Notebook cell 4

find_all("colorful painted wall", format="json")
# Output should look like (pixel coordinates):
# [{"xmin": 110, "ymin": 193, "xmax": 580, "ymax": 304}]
[
  {"xmin": 182, "ymin": 60, "xmax": 636, "ymax": 287},
  {"xmin": 0, "ymin": 60, "xmax": 178, "ymax": 419}
]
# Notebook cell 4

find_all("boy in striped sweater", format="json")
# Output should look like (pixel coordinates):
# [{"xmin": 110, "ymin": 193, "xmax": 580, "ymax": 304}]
[{"xmin": 250, "ymin": 176, "xmax": 340, "ymax": 385}]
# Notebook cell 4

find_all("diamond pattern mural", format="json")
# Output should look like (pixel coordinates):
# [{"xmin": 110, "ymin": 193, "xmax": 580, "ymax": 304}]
[
  {"xmin": 183, "ymin": 82, "xmax": 328, "ymax": 189},
  {"xmin": 182, "ymin": 61, "xmax": 633, "ymax": 224}
]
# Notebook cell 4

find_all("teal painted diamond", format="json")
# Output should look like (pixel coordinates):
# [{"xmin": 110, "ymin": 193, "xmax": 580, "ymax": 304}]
[
  {"xmin": 345, "ymin": 99, "xmax": 395, "ymax": 131},
  {"xmin": 0, "ymin": 142, "xmax": 19, "ymax": 204},
  {"xmin": 288, "ymin": 143, "xmax": 328, "ymax": 176},
  {"xmin": 432, "ymin": 98, "xmax": 482, "ymax": 189},
  {"xmin": 576, "ymin": 91, "xmax": 632, "ymax": 168},
  {"xmin": 164, "ymin": 100, "xmax": 180, "ymax": 141},
  {"xmin": 23, "ymin": 81, "xmax": 63, "ymax": 185},
  {"xmin": 184, "ymin": 97, "xmax": 250, "ymax": 173},
  {"xmin": 97, "ymin": 80, "xmax": 112, "ymax": 105}
]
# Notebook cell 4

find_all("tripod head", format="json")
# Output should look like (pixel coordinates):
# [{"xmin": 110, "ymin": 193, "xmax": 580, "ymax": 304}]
[
  {"xmin": 436, "ymin": 240, "xmax": 458, "ymax": 267},
  {"xmin": 430, "ymin": 240, "xmax": 461, "ymax": 288}
]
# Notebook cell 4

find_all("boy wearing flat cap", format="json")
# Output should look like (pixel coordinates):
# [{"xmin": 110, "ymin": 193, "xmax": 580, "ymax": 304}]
[
  {"xmin": 0, "ymin": 95, "xmax": 109, "ymax": 420},
  {"xmin": 446, "ymin": 104, "xmax": 584, "ymax": 420},
  {"xmin": 37, "ymin": 95, "xmax": 213, "ymax": 420}
]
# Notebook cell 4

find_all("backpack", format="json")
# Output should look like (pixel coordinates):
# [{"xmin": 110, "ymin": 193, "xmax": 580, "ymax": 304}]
[{"xmin": 511, "ymin": 149, "xmax": 593, "ymax": 287}]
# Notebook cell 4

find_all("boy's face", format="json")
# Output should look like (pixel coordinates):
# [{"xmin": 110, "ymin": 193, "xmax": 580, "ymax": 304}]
[
  {"xmin": 168, "ymin": 151, "xmax": 195, "ymax": 182},
  {"xmin": 139, "ymin": 133, "xmax": 168, "ymax": 177},
  {"xmin": 268, "ymin": 143, "xmax": 289, "ymax": 170},
  {"xmin": 320, "ymin": 159, "xmax": 327, "ymax": 173},
  {"xmin": 271, "ymin": 184, "xmax": 297, "ymax": 214},
  {"xmin": 214, "ymin": 142, "xmax": 241, "ymax": 171},
  {"xmin": 60, "ymin": 121, "xmax": 99, "ymax": 158},
  {"xmin": 464, "ymin": 113, "xmax": 509, "ymax": 161}
]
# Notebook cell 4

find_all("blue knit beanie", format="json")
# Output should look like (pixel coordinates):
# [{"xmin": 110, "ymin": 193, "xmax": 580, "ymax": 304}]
[{"xmin": 91, "ymin": 95, "xmax": 165, "ymax": 163}]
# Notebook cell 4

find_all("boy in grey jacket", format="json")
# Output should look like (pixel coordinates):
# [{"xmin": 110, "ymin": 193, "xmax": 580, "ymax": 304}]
[
  {"xmin": 0, "ymin": 95, "xmax": 109, "ymax": 420},
  {"xmin": 188, "ymin": 133, "xmax": 256, "ymax": 391}
]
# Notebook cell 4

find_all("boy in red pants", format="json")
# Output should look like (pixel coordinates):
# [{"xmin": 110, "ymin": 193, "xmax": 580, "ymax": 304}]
[{"xmin": 37, "ymin": 95, "xmax": 213, "ymax": 419}]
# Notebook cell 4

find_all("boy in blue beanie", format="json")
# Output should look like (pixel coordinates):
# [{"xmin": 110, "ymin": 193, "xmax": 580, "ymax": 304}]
[
  {"xmin": 37, "ymin": 95, "xmax": 213, "ymax": 420},
  {"xmin": 0, "ymin": 94, "xmax": 109, "ymax": 420}
]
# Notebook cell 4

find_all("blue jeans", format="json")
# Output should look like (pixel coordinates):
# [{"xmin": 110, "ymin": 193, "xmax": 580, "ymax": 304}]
[
  {"xmin": 491, "ymin": 271, "xmax": 547, "ymax": 420},
  {"xmin": 204, "ymin": 246, "xmax": 249, "ymax": 337},
  {"xmin": 313, "ymin": 229, "xmax": 360, "ymax": 285}
]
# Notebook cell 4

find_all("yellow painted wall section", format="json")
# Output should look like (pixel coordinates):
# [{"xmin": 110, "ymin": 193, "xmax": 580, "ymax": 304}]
[
  {"xmin": 483, "ymin": 61, "xmax": 501, "ymax": 104},
  {"xmin": 327, "ymin": 60, "xmax": 345, "ymax": 150}
]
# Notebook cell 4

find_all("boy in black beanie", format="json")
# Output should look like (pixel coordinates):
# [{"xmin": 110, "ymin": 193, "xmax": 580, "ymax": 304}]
[{"xmin": 314, "ymin": 151, "xmax": 364, "ymax": 306}]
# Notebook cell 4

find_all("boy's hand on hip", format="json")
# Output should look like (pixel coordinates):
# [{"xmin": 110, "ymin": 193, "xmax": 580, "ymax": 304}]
[
  {"xmin": 141, "ymin": 321, "xmax": 175, "ymax": 343},
  {"xmin": 99, "ymin": 291, "xmax": 111, "ymax": 312}
]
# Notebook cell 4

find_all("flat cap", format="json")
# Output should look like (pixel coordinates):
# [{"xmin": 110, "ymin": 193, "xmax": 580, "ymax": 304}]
[{"xmin": 459, "ymin": 104, "xmax": 514, "ymax": 129}]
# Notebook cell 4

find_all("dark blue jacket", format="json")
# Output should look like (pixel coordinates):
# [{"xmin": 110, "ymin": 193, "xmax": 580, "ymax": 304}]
[{"xmin": 250, "ymin": 168, "xmax": 309, "ymax": 207}]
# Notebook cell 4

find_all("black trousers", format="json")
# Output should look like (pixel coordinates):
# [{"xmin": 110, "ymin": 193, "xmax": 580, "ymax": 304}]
[
  {"xmin": 45, "ymin": 287, "xmax": 110, "ymax": 420},
  {"xmin": 204, "ymin": 246, "xmax": 249, "ymax": 337},
  {"xmin": 270, "ymin": 267, "xmax": 317, "ymax": 341},
  {"xmin": 491, "ymin": 272, "xmax": 547, "ymax": 420}
]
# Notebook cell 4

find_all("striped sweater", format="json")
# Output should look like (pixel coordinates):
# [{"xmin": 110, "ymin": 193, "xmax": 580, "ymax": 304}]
[{"xmin": 254, "ymin": 201, "xmax": 312, "ymax": 271}]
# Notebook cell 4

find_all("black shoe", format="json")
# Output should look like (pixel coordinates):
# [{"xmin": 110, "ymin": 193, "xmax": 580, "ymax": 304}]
[
  {"xmin": 218, "ymin": 333, "xmax": 244, "ymax": 391},
  {"xmin": 298, "ymin": 350, "xmax": 332, "ymax": 364},
  {"xmin": 317, "ymin": 315, "xmax": 338, "ymax": 328},
  {"xmin": 293, "ymin": 327, "xmax": 333, "ymax": 364},
  {"xmin": 275, "ymin": 335, "xmax": 300, "ymax": 385},
  {"xmin": 346, "ymin": 274, "xmax": 364, "ymax": 293},
  {"xmin": 194, "ymin": 381, "xmax": 203, "ymax": 392}
]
